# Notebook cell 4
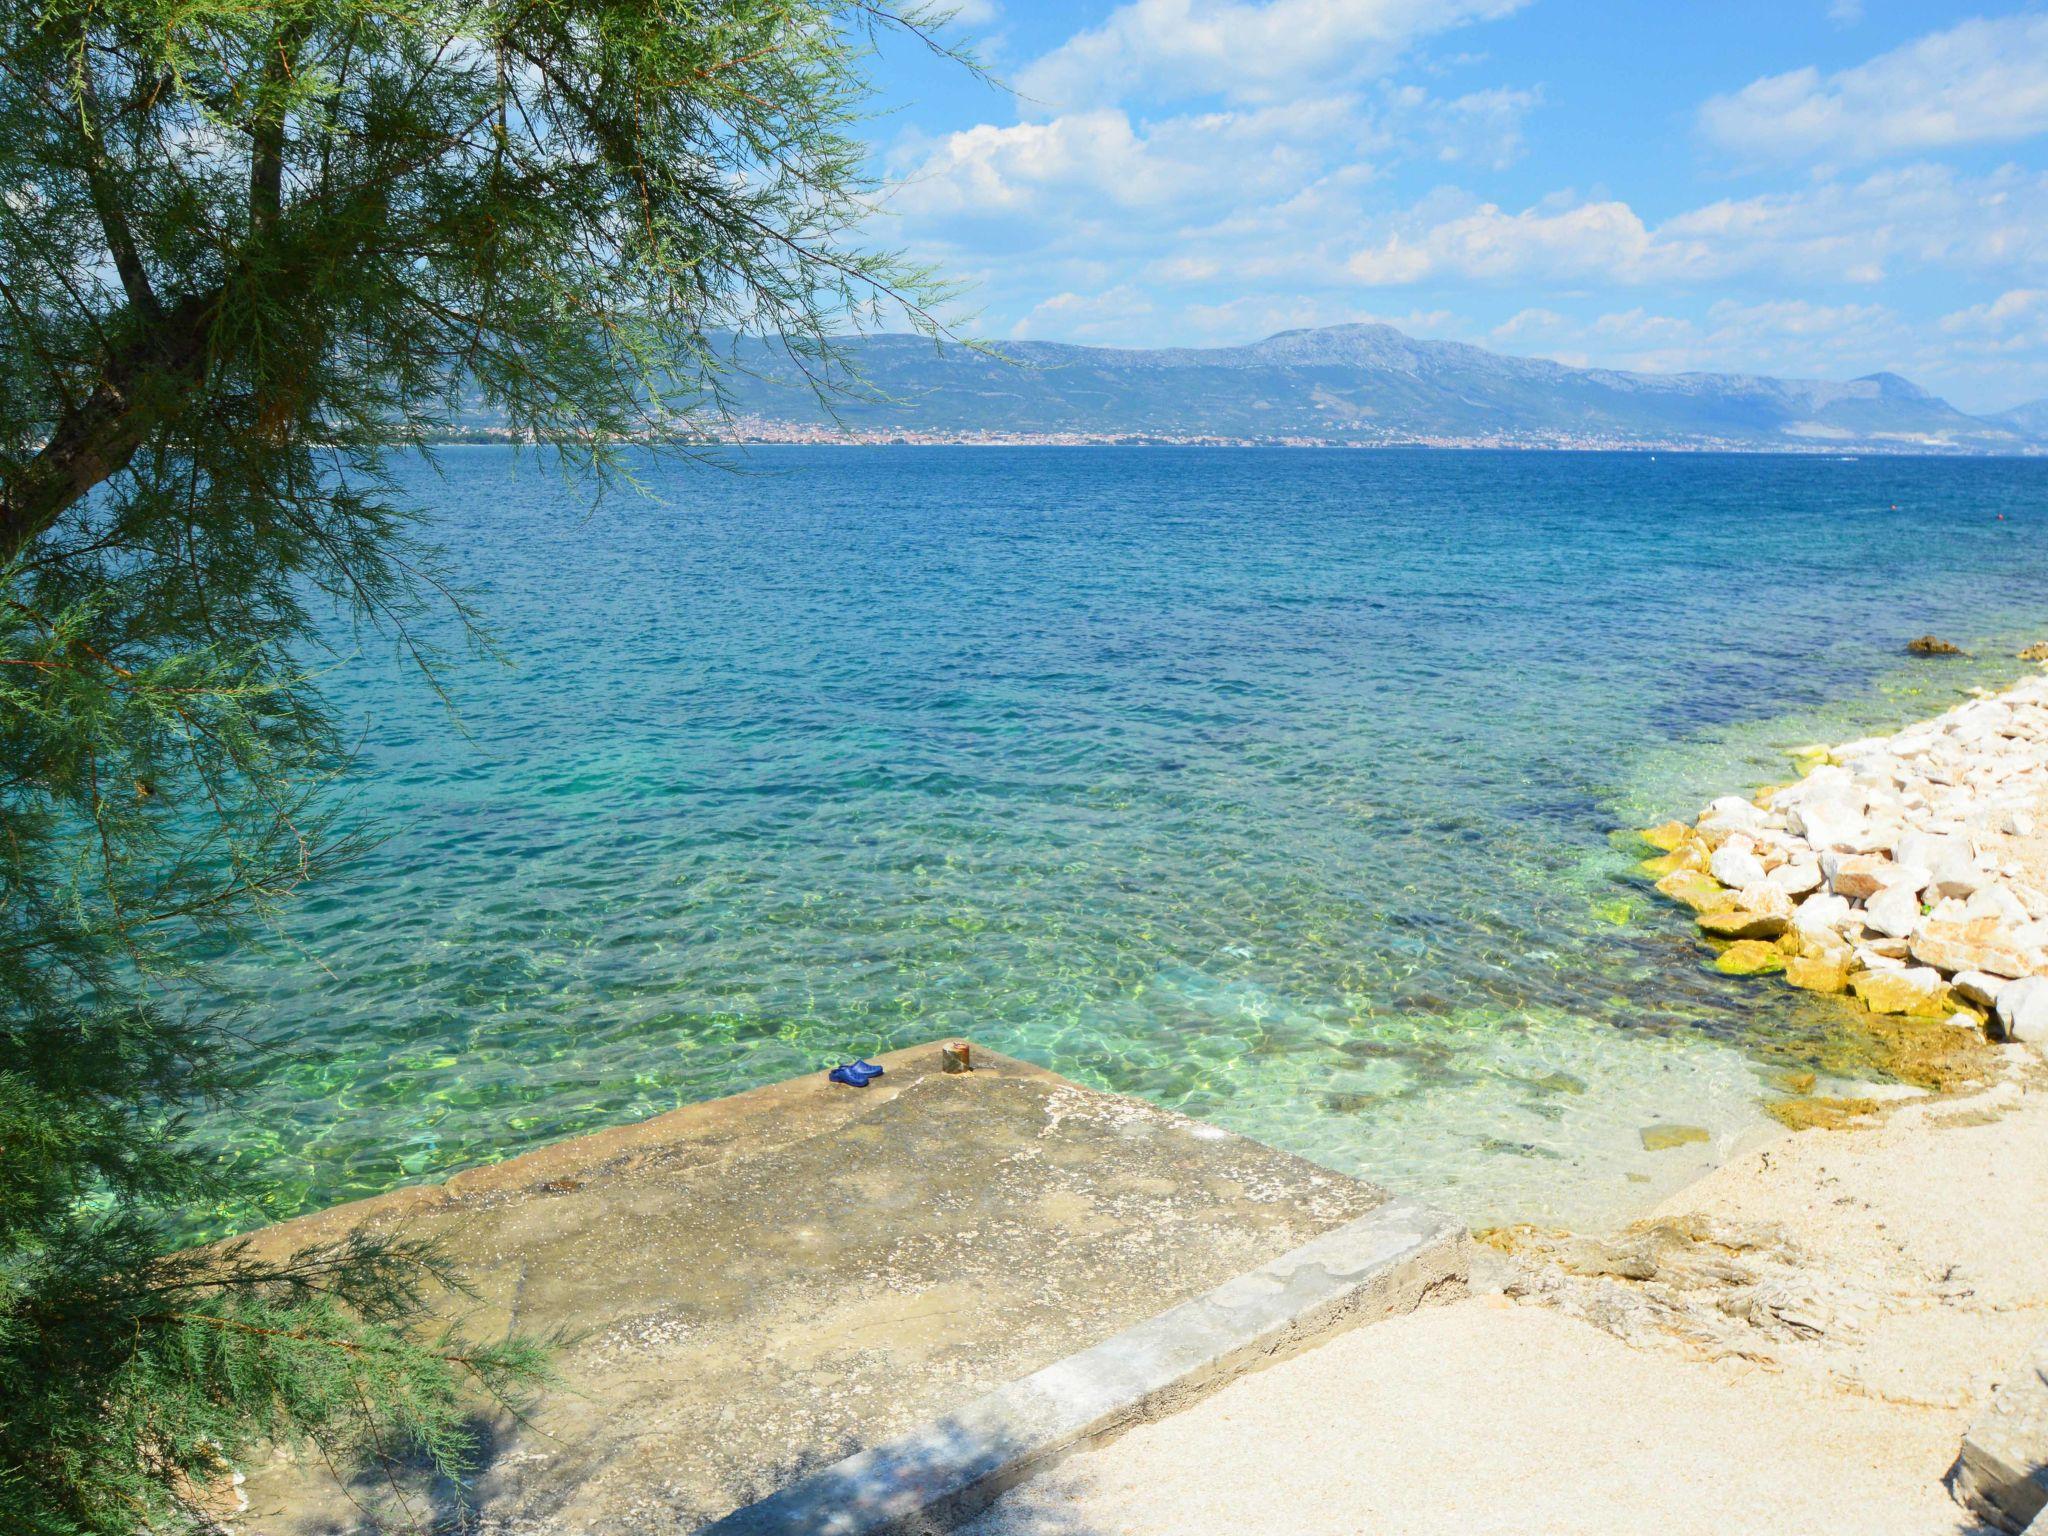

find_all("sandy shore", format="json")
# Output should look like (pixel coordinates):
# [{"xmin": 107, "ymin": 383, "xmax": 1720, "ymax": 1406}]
[{"xmin": 966, "ymin": 674, "xmax": 2048, "ymax": 1536}]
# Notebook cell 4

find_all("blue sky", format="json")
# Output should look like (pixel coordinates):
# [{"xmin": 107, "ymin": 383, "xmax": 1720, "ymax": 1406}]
[{"xmin": 863, "ymin": 2, "xmax": 2048, "ymax": 412}]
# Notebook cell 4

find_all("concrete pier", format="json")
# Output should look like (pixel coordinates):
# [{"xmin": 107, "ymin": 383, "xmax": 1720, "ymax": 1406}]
[{"xmin": 233, "ymin": 1042, "xmax": 1463, "ymax": 1534}]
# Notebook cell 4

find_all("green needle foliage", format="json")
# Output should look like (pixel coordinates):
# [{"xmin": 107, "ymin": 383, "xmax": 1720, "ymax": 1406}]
[{"xmin": 0, "ymin": 0, "xmax": 966, "ymax": 1528}]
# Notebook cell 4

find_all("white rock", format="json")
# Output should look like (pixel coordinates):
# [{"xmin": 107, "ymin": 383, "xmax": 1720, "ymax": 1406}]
[
  {"xmin": 1698, "ymin": 796, "xmax": 1766, "ymax": 843},
  {"xmin": 1964, "ymin": 884, "xmax": 2031, "ymax": 929},
  {"xmin": 1950, "ymin": 971, "xmax": 2008, "ymax": 1009},
  {"xmin": 1927, "ymin": 846, "xmax": 1985, "ymax": 900},
  {"xmin": 1885, "ymin": 862, "xmax": 1933, "ymax": 896},
  {"xmin": 1793, "ymin": 891, "xmax": 1854, "ymax": 936},
  {"xmin": 1787, "ymin": 795, "xmax": 1866, "ymax": 852},
  {"xmin": 1709, "ymin": 842, "xmax": 1768, "ymax": 890},
  {"xmin": 1822, "ymin": 851, "xmax": 1895, "ymax": 901},
  {"xmin": 1944, "ymin": 1011, "xmax": 1987, "ymax": 1033},
  {"xmin": 1895, "ymin": 830, "xmax": 1961, "ymax": 873},
  {"xmin": 1998, "ymin": 807, "xmax": 2036, "ymax": 837},
  {"xmin": 1864, "ymin": 883, "xmax": 1922, "ymax": 940},
  {"xmin": 1735, "ymin": 883, "xmax": 1796, "ymax": 922},
  {"xmin": 2008, "ymin": 881, "xmax": 2048, "ymax": 920},
  {"xmin": 1850, "ymin": 819, "xmax": 1904, "ymax": 856},
  {"xmin": 1767, "ymin": 858, "xmax": 1823, "ymax": 897},
  {"xmin": 1993, "ymin": 975, "xmax": 2048, "ymax": 1044},
  {"xmin": 1853, "ymin": 944, "xmax": 1906, "ymax": 971}
]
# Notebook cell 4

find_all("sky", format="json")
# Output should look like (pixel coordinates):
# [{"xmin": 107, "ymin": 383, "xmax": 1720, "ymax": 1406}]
[{"xmin": 862, "ymin": 1, "xmax": 2048, "ymax": 413}]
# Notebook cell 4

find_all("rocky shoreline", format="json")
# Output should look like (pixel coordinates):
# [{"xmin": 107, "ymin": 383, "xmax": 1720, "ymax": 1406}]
[
  {"xmin": 1644, "ymin": 668, "xmax": 2048, "ymax": 1091},
  {"xmin": 959, "ymin": 676, "xmax": 2048, "ymax": 1536}
]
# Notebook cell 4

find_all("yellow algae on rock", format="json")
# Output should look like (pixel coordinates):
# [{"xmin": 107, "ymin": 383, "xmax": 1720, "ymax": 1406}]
[
  {"xmin": 1714, "ymin": 940, "xmax": 1785, "ymax": 976},
  {"xmin": 1640, "ymin": 842, "xmax": 1708, "ymax": 878},
  {"xmin": 1655, "ymin": 869, "xmax": 1733, "ymax": 913},
  {"xmin": 1639, "ymin": 1124, "xmax": 1711, "ymax": 1151},
  {"xmin": 1849, "ymin": 970, "xmax": 1953, "ymax": 1018},
  {"xmin": 1699, "ymin": 905, "xmax": 1790, "ymax": 941},
  {"xmin": 1770, "ymin": 1011, "xmax": 1994, "ymax": 1096},
  {"xmin": 1765, "ymin": 1095, "xmax": 1880, "ymax": 1131},
  {"xmin": 1640, "ymin": 821, "xmax": 1693, "ymax": 853},
  {"xmin": 1784, "ymin": 952, "xmax": 1851, "ymax": 994}
]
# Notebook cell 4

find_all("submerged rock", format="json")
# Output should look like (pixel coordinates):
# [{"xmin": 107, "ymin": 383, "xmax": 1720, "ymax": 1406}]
[
  {"xmin": 1906, "ymin": 634, "xmax": 1964, "ymax": 656},
  {"xmin": 1784, "ymin": 951, "xmax": 1851, "ymax": 994},
  {"xmin": 1639, "ymin": 1124, "xmax": 1711, "ymax": 1152},
  {"xmin": 1640, "ymin": 842, "xmax": 1708, "ymax": 878},
  {"xmin": 1655, "ymin": 868, "xmax": 1734, "ymax": 914},
  {"xmin": 1640, "ymin": 821, "xmax": 1693, "ymax": 852},
  {"xmin": 1714, "ymin": 939, "xmax": 1787, "ymax": 976},
  {"xmin": 1765, "ymin": 1095, "xmax": 1880, "ymax": 1131},
  {"xmin": 2018, "ymin": 641, "xmax": 2048, "ymax": 661},
  {"xmin": 1699, "ymin": 902, "xmax": 1790, "ymax": 941}
]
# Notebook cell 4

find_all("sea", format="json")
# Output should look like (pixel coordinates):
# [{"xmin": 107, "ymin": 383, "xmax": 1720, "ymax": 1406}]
[{"xmin": 196, "ymin": 445, "xmax": 2048, "ymax": 1234}]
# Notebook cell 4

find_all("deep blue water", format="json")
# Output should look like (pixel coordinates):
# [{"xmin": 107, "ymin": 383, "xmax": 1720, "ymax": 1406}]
[{"xmin": 202, "ymin": 447, "xmax": 2048, "ymax": 1230}]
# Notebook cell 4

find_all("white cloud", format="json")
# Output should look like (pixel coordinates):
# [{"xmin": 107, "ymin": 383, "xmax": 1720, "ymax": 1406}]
[
  {"xmin": 1700, "ymin": 14, "xmax": 2048, "ymax": 163},
  {"xmin": 948, "ymin": 0, "xmax": 1001, "ymax": 22},
  {"xmin": 1010, "ymin": 284, "xmax": 1156, "ymax": 339},
  {"xmin": 1341, "ymin": 164, "xmax": 2048, "ymax": 288},
  {"xmin": 889, "ymin": 99, "xmax": 1353, "ymax": 220},
  {"xmin": 1490, "ymin": 307, "xmax": 1566, "ymax": 340},
  {"xmin": 1827, "ymin": 0, "xmax": 1862, "ymax": 24},
  {"xmin": 1940, "ymin": 288, "xmax": 2048, "ymax": 350},
  {"xmin": 1015, "ymin": 0, "xmax": 1529, "ymax": 109},
  {"xmin": 1346, "ymin": 199, "xmax": 1686, "ymax": 285},
  {"xmin": 1485, "ymin": 299, "xmax": 1911, "ymax": 381},
  {"xmin": 1424, "ymin": 86, "xmax": 1541, "ymax": 169}
]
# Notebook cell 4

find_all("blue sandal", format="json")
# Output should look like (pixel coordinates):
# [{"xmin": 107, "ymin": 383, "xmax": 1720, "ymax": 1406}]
[{"xmin": 827, "ymin": 1059, "xmax": 885, "ymax": 1088}]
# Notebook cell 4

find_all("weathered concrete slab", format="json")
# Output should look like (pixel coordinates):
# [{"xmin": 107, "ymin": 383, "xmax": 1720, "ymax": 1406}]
[
  {"xmin": 703, "ymin": 1198, "xmax": 1468, "ymax": 1536},
  {"xmin": 1955, "ymin": 1330, "xmax": 2048, "ymax": 1533},
  {"xmin": 231, "ymin": 1042, "xmax": 1410, "ymax": 1535}
]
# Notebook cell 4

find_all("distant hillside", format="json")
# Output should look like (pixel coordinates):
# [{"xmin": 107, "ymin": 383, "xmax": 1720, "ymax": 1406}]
[
  {"xmin": 1993, "ymin": 398, "xmax": 2048, "ymax": 439},
  {"xmin": 695, "ymin": 324, "xmax": 2039, "ymax": 452}
]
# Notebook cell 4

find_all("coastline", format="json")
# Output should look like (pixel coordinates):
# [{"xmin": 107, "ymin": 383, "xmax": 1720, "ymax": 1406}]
[
  {"xmin": 419, "ymin": 431, "xmax": 2048, "ymax": 455},
  {"xmin": 961, "ymin": 666, "xmax": 2048, "ymax": 1535},
  {"xmin": 218, "ymin": 664, "xmax": 2048, "ymax": 1533},
  {"xmin": 1640, "ymin": 662, "xmax": 2048, "ymax": 1110},
  {"xmin": 966, "ymin": 1058, "xmax": 2048, "ymax": 1536}
]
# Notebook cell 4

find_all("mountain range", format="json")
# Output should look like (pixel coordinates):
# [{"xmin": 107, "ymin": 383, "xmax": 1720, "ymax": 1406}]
[{"xmin": 693, "ymin": 324, "xmax": 2044, "ymax": 453}]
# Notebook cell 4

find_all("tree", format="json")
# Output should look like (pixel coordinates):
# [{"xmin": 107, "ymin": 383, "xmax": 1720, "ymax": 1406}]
[{"xmin": 0, "ymin": 2, "xmax": 963, "ymax": 1528}]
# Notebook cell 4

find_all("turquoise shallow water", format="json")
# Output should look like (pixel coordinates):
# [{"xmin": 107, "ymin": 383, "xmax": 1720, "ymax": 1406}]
[{"xmin": 199, "ymin": 447, "xmax": 2048, "ymax": 1233}]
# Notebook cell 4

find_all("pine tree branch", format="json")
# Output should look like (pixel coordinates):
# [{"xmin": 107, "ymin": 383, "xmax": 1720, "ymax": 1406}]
[{"xmin": 0, "ymin": 290, "xmax": 221, "ymax": 562}]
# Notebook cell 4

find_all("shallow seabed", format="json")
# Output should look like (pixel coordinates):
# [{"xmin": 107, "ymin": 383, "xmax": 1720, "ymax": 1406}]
[{"xmin": 198, "ymin": 447, "xmax": 2048, "ymax": 1234}]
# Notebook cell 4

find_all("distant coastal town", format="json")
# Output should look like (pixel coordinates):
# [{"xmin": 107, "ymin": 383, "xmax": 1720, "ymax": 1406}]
[{"xmin": 426, "ymin": 414, "xmax": 2043, "ymax": 455}]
